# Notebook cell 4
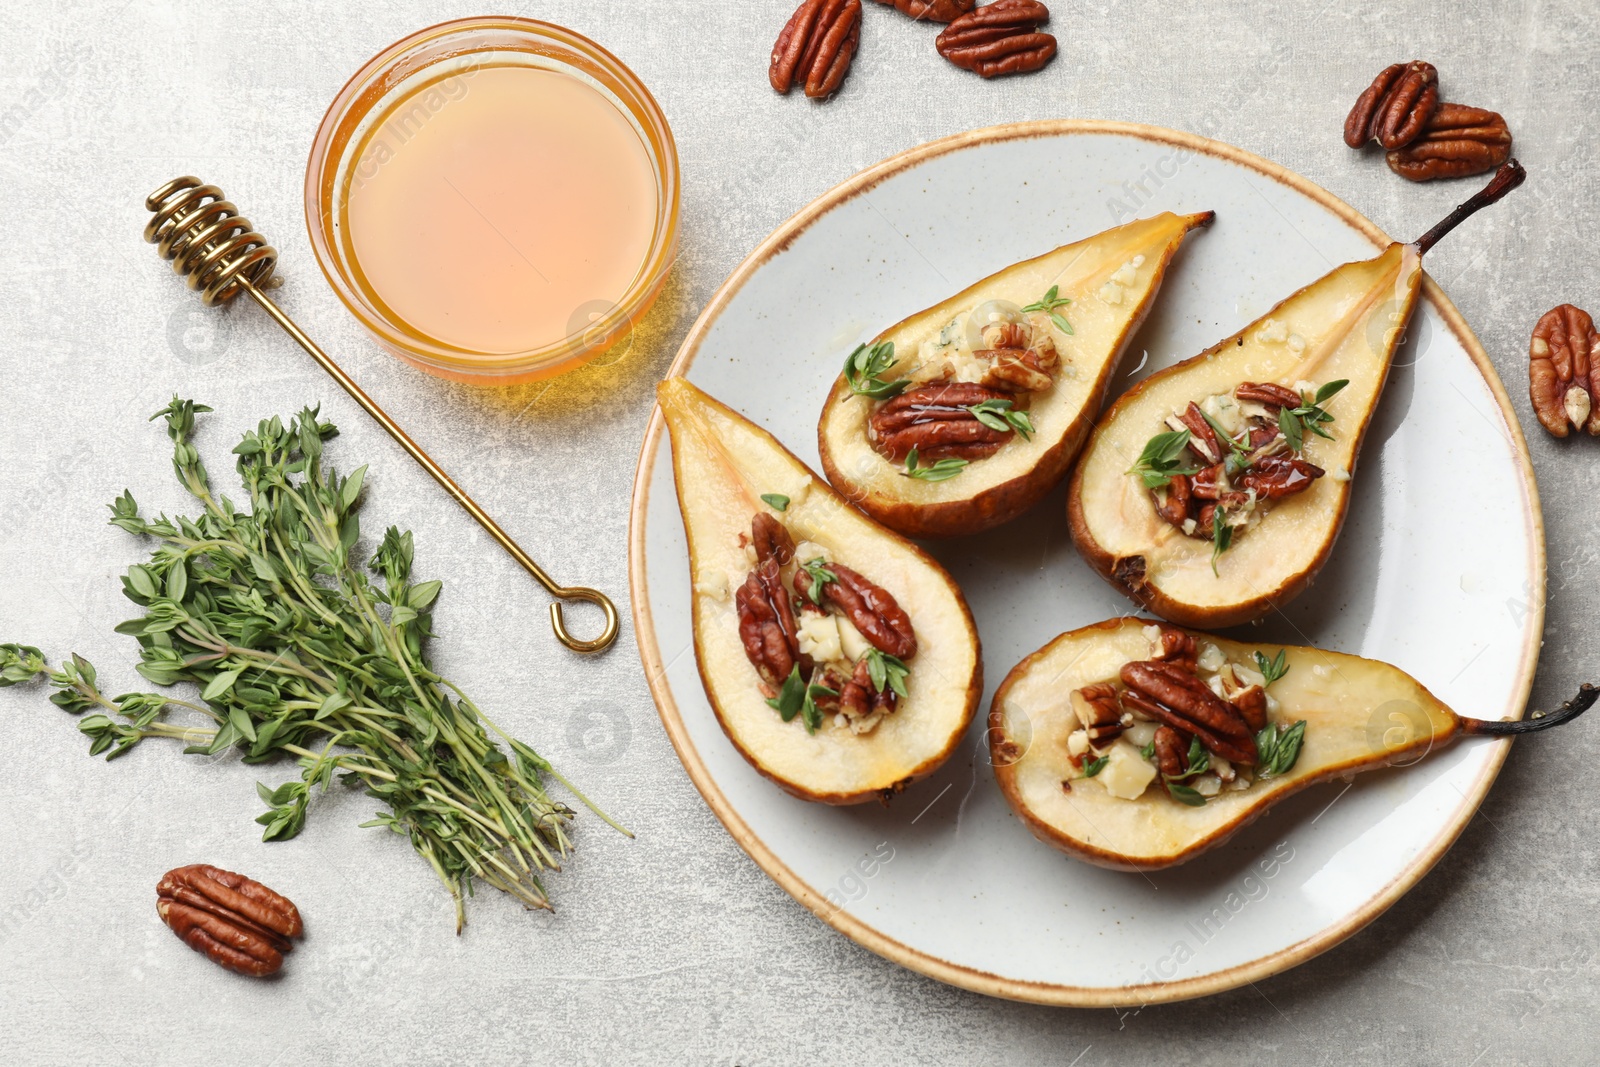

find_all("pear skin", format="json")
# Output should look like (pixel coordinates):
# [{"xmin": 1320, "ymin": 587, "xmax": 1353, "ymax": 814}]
[
  {"xmin": 989, "ymin": 617, "xmax": 1537, "ymax": 870},
  {"xmin": 658, "ymin": 377, "xmax": 982, "ymax": 804},
  {"xmin": 819, "ymin": 211, "xmax": 1212, "ymax": 539},
  {"xmin": 1068, "ymin": 242, "xmax": 1423, "ymax": 628}
]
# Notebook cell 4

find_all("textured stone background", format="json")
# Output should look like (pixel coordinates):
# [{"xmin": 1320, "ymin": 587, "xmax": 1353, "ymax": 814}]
[{"xmin": 2, "ymin": 2, "xmax": 1596, "ymax": 1064}]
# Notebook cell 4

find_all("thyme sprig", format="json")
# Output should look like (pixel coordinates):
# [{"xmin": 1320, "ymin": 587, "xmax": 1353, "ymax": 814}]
[
  {"xmin": 863, "ymin": 648, "xmax": 910, "ymax": 699},
  {"xmin": 1163, "ymin": 738, "xmax": 1213, "ymax": 806},
  {"xmin": 1129, "ymin": 429, "xmax": 1200, "ymax": 489},
  {"xmin": 1277, "ymin": 379, "xmax": 1348, "ymax": 453},
  {"xmin": 799, "ymin": 557, "xmax": 837, "ymax": 605},
  {"xmin": 1021, "ymin": 285, "xmax": 1075, "ymax": 335},
  {"xmin": 968, "ymin": 398, "xmax": 1035, "ymax": 440},
  {"xmin": 843, "ymin": 341, "xmax": 908, "ymax": 401},
  {"xmin": 9, "ymin": 398, "xmax": 625, "ymax": 931},
  {"xmin": 1255, "ymin": 720, "xmax": 1308, "ymax": 779},
  {"xmin": 1254, "ymin": 649, "xmax": 1290, "ymax": 687},
  {"xmin": 902, "ymin": 448, "xmax": 968, "ymax": 482},
  {"xmin": 1211, "ymin": 506, "xmax": 1234, "ymax": 574},
  {"xmin": 766, "ymin": 664, "xmax": 835, "ymax": 733}
]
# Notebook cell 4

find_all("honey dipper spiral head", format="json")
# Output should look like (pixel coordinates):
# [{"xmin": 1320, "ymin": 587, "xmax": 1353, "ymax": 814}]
[{"xmin": 144, "ymin": 177, "xmax": 278, "ymax": 306}]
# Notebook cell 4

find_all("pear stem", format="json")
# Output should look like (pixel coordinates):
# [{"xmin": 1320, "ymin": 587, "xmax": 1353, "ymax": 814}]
[
  {"xmin": 1461, "ymin": 682, "xmax": 1596, "ymax": 736},
  {"xmin": 1413, "ymin": 160, "xmax": 1527, "ymax": 256}
]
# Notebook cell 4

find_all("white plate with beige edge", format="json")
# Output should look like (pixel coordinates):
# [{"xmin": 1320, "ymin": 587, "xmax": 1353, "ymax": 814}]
[{"xmin": 628, "ymin": 121, "xmax": 1542, "ymax": 1005}]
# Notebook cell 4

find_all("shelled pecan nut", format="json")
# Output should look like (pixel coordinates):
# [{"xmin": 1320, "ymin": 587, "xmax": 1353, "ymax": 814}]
[
  {"xmin": 1150, "ymin": 626, "xmax": 1197, "ymax": 671},
  {"xmin": 771, "ymin": 0, "xmax": 863, "ymax": 99},
  {"xmin": 839, "ymin": 657, "xmax": 898, "ymax": 716},
  {"xmin": 797, "ymin": 562, "xmax": 917, "ymax": 660},
  {"xmin": 1194, "ymin": 494, "xmax": 1250, "ymax": 539},
  {"xmin": 1529, "ymin": 303, "xmax": 1600, "ymax": 437},
  {"xmin": 1344, "ymin": 61, "xmax": 1439, "ymax": 149},
  {"xmin": 736, "ymin": 558, "xmax": 811, "ymax": 685},
  {"xmin": 974, "ymin": 348, "xmax": 1054, "ymax": 392},
  {"xmin": 1121, "ymin": 660, "xmax": 1257, "ymax": 765},
  {"xmin": 1234, "ymin": 381, "xmax": 1303, "ymax": 409},
  {"xmin": 1152, "ymin": 725, "xmax": 1189, "ymax": 782},
  {"xmin": 1236, "ymin": 453, "xmax": 1324, "ymax": 499},
  {"xmin": 1247, "ymin": 424, "xmax": 1282, "ymax": 450},
  {"xmin": 156, "ymin": 864, "xmax": 302, "ymax": 977},
  {"xmin": 1189, "ymin": 463, "xmax": 1227, "ymax": 501},
  {"xmin": 871, "ymin": 0, "xmax": 973, "ymax": 21},
  {"xmin": 869, "ymin": 381, "xmax": 1014, "ymax": 460},
  {"xmin": 1178, "ymin": 401, "xmax": 1222, "ymax": 463},
  {"xmin": 1386, "ymin": 103, "xmax": 1511, "ymax": 182},
  {"xmin": 1071, "ymin": 682, "xmax": 1125, "ymax": 746},
  {"xmin": 935, "ymin": 0, "xmax": 1057, "ymax": 79},
  {"xmin": 751, "ymin": 512, "xmax": 796, "ymax": 566},
  {"xmin": 1153, "ymin": 473, "xmax": 1192, "ymax": 527},
  {"xmin": 1232, "ymin": 684, "xmax": 1268, "ymax": 732}
]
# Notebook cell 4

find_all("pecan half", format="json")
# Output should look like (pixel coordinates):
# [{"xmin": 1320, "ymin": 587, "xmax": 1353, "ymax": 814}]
[
  {"xmin": 1071, "ymin": 682, "xmax": 1125, "ymax": 747},
  {"xmin": 1121, "ymin": 660, "xmax": 1257, "ymax": 765},
  {"xmin": 1178, "ymin": 402, "xmax": 1222, "ymax": 464},
  {"xmin": 771, "ymin": 0, "xmax": 862, "ymax": 99},
  {"xmin": 1236, "ymin": 453, "xmax": 1324, "ymax": 499},
  {"xmin": 1234, "ymin": 381, "xmax": 1302, "ymax": 409},
  {"xmin": 1152, "ymin": 725, "xmax": 1189, "ymax": 783},
  {"xmin": 1344, "ymin": 61, "xmax": 1439, "ymax": 150},
  {"xmin": 1189, "ymin": 463, "xmax": 1228, "ymax": 501},
  {"xmin": 751, "ymin": 512, "xmax": 795, "ymax": 566},
  {"xmin": 869, "ymin": 381, "xmax": 1014, "ymax": 460},
  {"xmin": 935, "ymin": 0, "xmax": 1057, "ymax": 79},
  {"xmin": 796, "ymin": 562, "xmax": 917, "ymax": 660},
  {"xmin": 1194, "ymin": 494, "xmax": 1249, "ymax": 539},
  {"xmin": 1232, "ymin": 684, "xmax": 1268, "ymax": 732},
  {"xmin": 1387, "ymin": 103, "xmax": 1512, "ymax": 182},
  {"xmin": 1247, "ymin": 424, "xmax": 1282, "ymax": 451},
  {"xmin": 839, "ymin": 657, "xmax": 899, "ymax": 718},
  {"xmin": 157, "ymin": 865, "xmax": 302, "ymax": 977},
  {"xmin": 975, "ymin": 348, "xmax": 1055, "ymax": 392},
  {"xmin": 1152, "ymin": 473, "xmax": 1192, "ymax": 527},
  {"xmin": 736, "ymin": 558, "xmax": 810, "ymax": 686},
  {"xmin": 1529, "ymin": 303, "xmax": 1600, "ymax": 438},
  {"xmin": 871, "ymin": 0, "xmax": 973, "ymax": 21},
  {"xmin": 1150, "ymin": 626, "xmax": 1197, "ymax": 671}
]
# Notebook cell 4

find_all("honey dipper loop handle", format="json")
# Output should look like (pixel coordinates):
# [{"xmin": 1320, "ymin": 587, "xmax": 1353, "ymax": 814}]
[{"xmin": 143, "ymin": 177, "xmax": 620, "ymax": 654}]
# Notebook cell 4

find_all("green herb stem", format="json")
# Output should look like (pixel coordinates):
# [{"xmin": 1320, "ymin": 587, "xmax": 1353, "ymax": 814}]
[{"xmin": 14, "ymin": 397, "xmax": 622, "ymax": 930}]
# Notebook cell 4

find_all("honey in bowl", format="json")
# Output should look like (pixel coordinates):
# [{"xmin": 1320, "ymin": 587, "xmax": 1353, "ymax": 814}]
[
  {"xmin": 346, "ymin": 65, "xmax": 657, "ymax": 356},
  {"xmin": 306, "ymin": 18, "xmax": 680, "ymax": 385}
]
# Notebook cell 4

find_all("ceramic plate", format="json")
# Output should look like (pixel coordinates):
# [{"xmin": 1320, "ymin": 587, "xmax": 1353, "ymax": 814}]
[{"xmin": 628, "ymin": 122, "xmax": 1543, "ymax": 1005}]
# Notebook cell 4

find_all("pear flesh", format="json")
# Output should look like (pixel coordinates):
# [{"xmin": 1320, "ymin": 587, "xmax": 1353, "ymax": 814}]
[
  {"xmin": 819, "ymin": 211, "xmax": 1213, "ymax": 539},
  {"xmin": 989, "ymin": 617, "xmax": 1466, "ymax": 870},
  {"xmin": 658, "ymin": 377, "xmax": 982, "ymax": 804},
  {"xmin": 1069, "ymin": 242, "xmax": 1423, "ymax": 628}
]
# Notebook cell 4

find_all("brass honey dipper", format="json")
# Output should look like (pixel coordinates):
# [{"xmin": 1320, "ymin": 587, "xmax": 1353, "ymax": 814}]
[{"xmin": 143, "ymin": 177, "xmax": 619, "ymax": 654}]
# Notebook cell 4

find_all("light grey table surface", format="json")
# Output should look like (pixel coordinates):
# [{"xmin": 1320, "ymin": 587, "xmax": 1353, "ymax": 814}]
[{"xmin": 2, "ymin": 2, "xmax": 1596, "ymax": 1064}]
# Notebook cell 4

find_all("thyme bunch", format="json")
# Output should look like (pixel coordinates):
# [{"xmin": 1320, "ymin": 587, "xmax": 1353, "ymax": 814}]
[{"xmin": 9, "ymin": 399, "xmax": 625, "ymax": 930}]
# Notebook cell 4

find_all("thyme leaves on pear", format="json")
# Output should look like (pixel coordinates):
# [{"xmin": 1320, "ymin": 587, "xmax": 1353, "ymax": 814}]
[
  {"xmin": 968, "ymin": 398, "xmax": 1035, "ymax": 440},
  {"xmin": 1128, "ymin": 429, "xmax": 1199, "ymax": 489},
  {"xmin": 1254, "ymin": 649, "xmax": 1290, "ymax": 687},
  {"xmin": 902, "ymin": 448, "xmax": 968, "ymax": 482},
  {"xmin": 1021, "ymin": 284, "xmax": 1074, "ymax": 335},
  {"xmin": 843, "ymin": 341, "xmax": 908, "ymax": 401}
]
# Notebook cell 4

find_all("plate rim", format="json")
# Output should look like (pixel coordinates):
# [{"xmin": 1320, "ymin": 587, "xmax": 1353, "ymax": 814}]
[{"xmin": 626, "ymin": 119, "xmax": 1546, "ymax": 1006}]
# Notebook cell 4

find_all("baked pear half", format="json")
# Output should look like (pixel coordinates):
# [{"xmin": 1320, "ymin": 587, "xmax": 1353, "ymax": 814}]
[
  {"xmin": 989, "ymin": 616, "xmax": 1592, "ymax": 870},
  {"xmin": 1069, "ymin": 163, "xmax": 1526, "ymax": 627},
  {"xmin": 818, "ymin": 211, "xmax": 1213, "ymax": 539},
  {"xmin": 658, "ymin": 377, "xmax": 982, "ymax": 804}
]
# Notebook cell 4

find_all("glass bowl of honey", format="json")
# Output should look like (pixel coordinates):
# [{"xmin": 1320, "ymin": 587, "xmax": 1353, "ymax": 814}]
[{"xmin": 305, "ymin": 17, "xmax": 680, "ymax": 385}]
